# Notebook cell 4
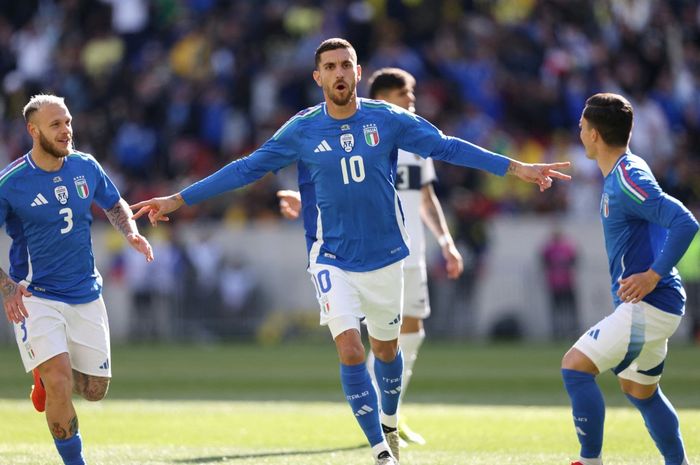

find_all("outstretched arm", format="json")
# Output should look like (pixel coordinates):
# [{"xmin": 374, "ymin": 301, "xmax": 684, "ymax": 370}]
[
  {"xmin": 1, "ymin": 268, "xmax": 32, "ymax": 323},
  {"xmin": 420, "ymin": 184, "xmax": 463, "ymax": 279},
  {"xmin": 393, "ymin": 112, "xmax": 571, "ymax": 189},
  {"xmin": 105, "ymin": 198, "xmax": 154, "ymax": 262}
]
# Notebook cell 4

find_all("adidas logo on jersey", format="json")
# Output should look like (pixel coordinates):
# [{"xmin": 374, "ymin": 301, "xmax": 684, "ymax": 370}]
[
  {"xmin": 99, "ymin": 359, "xmax": 110, "ymax": 370},
  {"xmin": 30, "ymin": 193, "xmax": 48, "ymax": 207},
  {"xmin": 314, "ymin": 140, "xmax": 332, "ymax": 153}
]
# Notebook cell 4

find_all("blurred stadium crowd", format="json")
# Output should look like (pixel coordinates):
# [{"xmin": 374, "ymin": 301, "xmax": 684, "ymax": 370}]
[
  {"xmin": 1, "ymin": 0, "xmax": 699, "ymax": 220},
  {"xmin": 1, "ymin": 1, "xmax": 700, "ymax": 341}
]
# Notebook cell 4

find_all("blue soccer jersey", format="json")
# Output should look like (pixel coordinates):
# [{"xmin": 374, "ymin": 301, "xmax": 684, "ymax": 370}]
[
  {"xmin": 0, "ymin": 152, "xmax": 121, "ymax": 303},
  {"xmin": 601, "ymin": 152, "xmax": 699, "ymax": 315},
  {"xmin": 182, "ymin": 98, "xmax": 511, "ymax": 271}
]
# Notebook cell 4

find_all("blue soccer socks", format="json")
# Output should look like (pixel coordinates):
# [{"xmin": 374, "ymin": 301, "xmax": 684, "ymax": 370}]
[
  {"xmin": 374, "ymin": 349, "xmax": 403, "ymax": 428},
  {"xmin": 340, "ymin": 362, "xmax": 384, "ymax": 446},
  {"xmin": 626, "ymin": 388, "xmax": 686, "ymax": 465},
  {"xmin": 562, "ymin": 369, "xmax": 605, "ymax": 460},
  {"xmin": 54, "ymin": 432, "xmax": 85, "ymax": 465}
]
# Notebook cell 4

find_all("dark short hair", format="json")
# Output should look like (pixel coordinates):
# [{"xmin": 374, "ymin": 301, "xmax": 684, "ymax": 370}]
[
  {"xmin": 582, "ymin": 93, "xmax": 633, "ymax": 146},
  {"xmin": 367, "ymin": 68, "xmax": 415, "ymax": 99},
  {"xmin": 314, "ymin": 38, "xmax": 357, "ymax": 68}
]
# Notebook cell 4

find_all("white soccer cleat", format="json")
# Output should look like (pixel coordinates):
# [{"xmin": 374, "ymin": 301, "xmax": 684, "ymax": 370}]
[
  {"xmin": 375, "ymin": 450, "xmax": 398, "ymax": 465},
  {"xmin": 383, "ymin": 429, "xmax": 400, "ymax": 463}
]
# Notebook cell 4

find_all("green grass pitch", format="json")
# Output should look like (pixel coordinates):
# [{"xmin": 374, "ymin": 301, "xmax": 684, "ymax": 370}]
[{"xmin": 0, "ymin": 342, "xmax": 698, "ymax": 464}]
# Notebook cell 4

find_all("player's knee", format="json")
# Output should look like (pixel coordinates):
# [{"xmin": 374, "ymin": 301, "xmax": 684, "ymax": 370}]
[
  {"xmin": 42, "ymin": 370, "xmax": 73, "ymax": 397},
  {"xmin": 372, "ymin": 341, "xmax": 399, "ymax": 362},
  {"xmin": 561, "ymin": 350, "xmax": 573, "ymax": 369},
  {"xmin": 561, "ymin": 349, "xmax": 583, "ymax": 370},
  {"xmin": 619, "ymin": 378, "xmax": 657, "ymax": 399},
  {"xmin": 561, "ymin": 347, "xmax": 597, "ymax": 373},
  {"xmin": 338, "ymin": 345, "xmax": 365, "ymax": 365},
  {"xmin": 335, "ymin": 330, "xmax": 366, "ymax": 365}
]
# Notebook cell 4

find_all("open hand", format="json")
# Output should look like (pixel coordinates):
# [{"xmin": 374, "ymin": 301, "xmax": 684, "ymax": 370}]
[
  {"xmin": 276, "ymin": 190, "xmax": 302, "ymax": 220},
  {"xmin": 126, "ymin": 233, "xmax": 154, "ymax": 262},
  {"xmin": 3, "ymin": 281, "xmax": 32, "ymax": 324}
]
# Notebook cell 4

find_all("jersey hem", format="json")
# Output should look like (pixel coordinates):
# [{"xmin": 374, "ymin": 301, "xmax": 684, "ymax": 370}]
[{"xmin": 313, "ymin": 249, "xmax": 409, "ymax": 272}]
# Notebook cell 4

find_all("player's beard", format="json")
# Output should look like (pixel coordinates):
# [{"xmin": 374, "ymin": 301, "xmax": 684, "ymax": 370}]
[
  {"xmin": 39, "ymin": 130, "xmax": 71, "ymax": 159},
  {"xmin": 327, "ymin": 79, "xmax": 356, "ymax": 106}
]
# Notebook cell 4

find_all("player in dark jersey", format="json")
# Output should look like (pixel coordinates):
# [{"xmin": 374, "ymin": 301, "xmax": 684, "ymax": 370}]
[
  {"xmin": 1, "ymin": 94, "xmax": 153, "ymax": 465},
  {"xmin": 562, "ymin": 93, "xmax": 698, "ymax": 465},
  {"xmin": 132, "ymin": 38, "xmax": 570, "ymax": 465}
]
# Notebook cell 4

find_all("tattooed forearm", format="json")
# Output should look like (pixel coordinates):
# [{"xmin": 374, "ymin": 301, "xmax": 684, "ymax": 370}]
[
  {"xmin": 507, "ymin": 161, "xmax": 517, "ymax": 175},
  {"xmin": 0, "ymin": 268, "xmax": 17, "ymax": 299},
  {"xmin": 105, "ymin": 198, "xmax": 138, "ymax": 237}
]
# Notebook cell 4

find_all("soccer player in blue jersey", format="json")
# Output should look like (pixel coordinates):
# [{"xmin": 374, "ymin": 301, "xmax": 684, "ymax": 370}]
[
  {"xmin": 276, "ymin": 67, "xmax": 464, "ymax": 449},
  {"xmin": 131, "ymin": 38, "xmax": 570, "ymax": 465},
  {"xmin": 1, "ymin": 94, "xmax": 154, "ymax": 465},
  {"xmin": 562, "ymin": 93, "xmax": 698, "ymax": 465}
]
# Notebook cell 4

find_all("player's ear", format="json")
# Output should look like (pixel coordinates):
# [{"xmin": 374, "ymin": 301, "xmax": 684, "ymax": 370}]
[
  {"xmin": 26, "ymin": 121, "xmax": 38, "ymax": 139},
  {"xmin": 313, "ymin": 69, "xmax": 322, "ymax": 87},
  {"xmin": 356, "ymin": 64, "xmax": 362, "ymax": 82}
]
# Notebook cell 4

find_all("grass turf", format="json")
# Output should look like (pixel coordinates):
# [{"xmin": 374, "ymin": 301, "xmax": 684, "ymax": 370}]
[
  {"xmin": 0, "ymin": 342, "xmax": 698, "ymax": 464},
  {"xmin": 1, "ymin": 400, "xmax": 698, "ymax": 465}
]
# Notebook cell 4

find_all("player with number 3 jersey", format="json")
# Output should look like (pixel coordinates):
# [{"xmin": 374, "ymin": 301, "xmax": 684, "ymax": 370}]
[{"xmin": 1, "ymin": 94, "xmax": 153, "ymax": 465}]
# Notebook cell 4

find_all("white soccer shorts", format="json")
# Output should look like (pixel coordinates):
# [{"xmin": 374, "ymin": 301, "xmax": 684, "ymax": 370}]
[
  {"xmin": 308, "ymin": 260, "xmax": 404, "ymax": 341},
  {"xmin": 573, "ymin": 301, "xmax": 682, "ymax": 385},
  {"xmin": 402, "ymin": 265, "xmax": 431, "ymax": 319},
  {"xmin": 14, "ymin": 295, "xmax": 112, "ymax": 377}
]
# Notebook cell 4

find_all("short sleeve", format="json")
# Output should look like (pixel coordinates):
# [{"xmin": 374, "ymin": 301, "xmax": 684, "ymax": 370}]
[{"xmin": 90, "ymin": 157, "xmax": 121, "ymax": 210}]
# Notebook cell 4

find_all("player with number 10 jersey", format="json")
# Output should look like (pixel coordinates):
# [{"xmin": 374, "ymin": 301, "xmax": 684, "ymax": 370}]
[{"xmin": 181, "ymin": 98, "xmax": 510, "ymax": 272}]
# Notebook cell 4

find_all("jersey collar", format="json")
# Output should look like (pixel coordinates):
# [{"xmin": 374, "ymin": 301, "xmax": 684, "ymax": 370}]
[
  {"xmin": 24, "ymin": 152, "xmax": 37, "ymax": 169},
  {"xmin": 607, "ymin": 150, "xmax": 631, "ymax": 179}
]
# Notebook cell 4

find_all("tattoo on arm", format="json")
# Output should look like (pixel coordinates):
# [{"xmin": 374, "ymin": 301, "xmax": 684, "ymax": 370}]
[
  {"xmin": 105, "ymin": 198, "xmax": 138, "ymax": 237},
  {"xmin": 507, "ymin": 161, "xmax": 517, "ymax": 174},
  {"xmin": 0, "ymin": 268, "xmax": 18, "ymax": 299}
]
